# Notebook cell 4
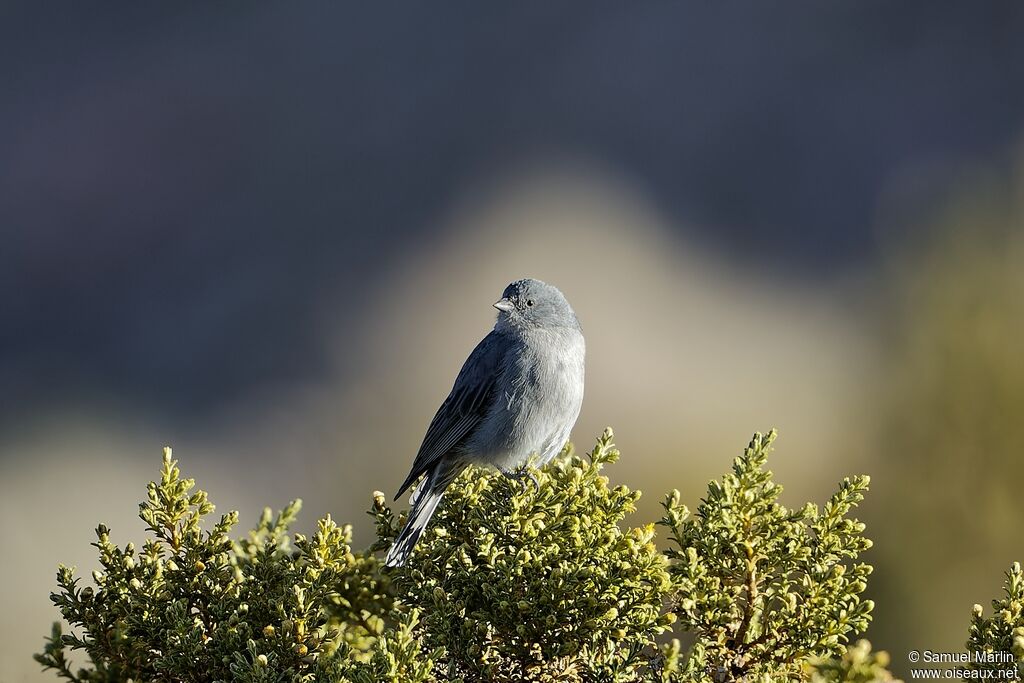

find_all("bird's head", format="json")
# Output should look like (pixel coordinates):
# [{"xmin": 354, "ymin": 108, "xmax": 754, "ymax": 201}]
[{"xmin": 493, "ymin": 278, "xmax": 580, "ymax": 332}]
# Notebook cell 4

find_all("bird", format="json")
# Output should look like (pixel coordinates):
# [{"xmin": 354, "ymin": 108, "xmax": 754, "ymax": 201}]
[{"xmin": 384, "ymin": 278, "xmax": 585, "ymax": 567}]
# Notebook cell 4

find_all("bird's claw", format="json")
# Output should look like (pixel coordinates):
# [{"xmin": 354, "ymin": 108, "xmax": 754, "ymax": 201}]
[{"xmin": 516, "ymin": 467, "xmax": 540, "ymax": 493}]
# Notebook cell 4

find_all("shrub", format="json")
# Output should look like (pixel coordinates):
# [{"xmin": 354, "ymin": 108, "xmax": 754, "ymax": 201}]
[
  {"xmin": 36, "ymin": 430, "xmax": 902, "ymax": 682},
  {"xmin": 807, "ymin": 640, "xmax": 901, "ymax": 683},
  {"xmin": 34, "ymin": 448, "xmax": 393, "ymax": 683},
  {"xmin": 965, "ymin": 562, "xmax": 1024, "ymax": 679},
  {"xmin": 659, "ymin": 431, "xmax": 874, "ymax": 681},
  {"xmin": 370, "ymin": 429, "xmax": 674, "ymax": 682}
]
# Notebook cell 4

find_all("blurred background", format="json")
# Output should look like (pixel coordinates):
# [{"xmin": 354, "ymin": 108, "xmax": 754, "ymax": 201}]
[{"xmin": 2, "ymin": 3, "xmax": 1024, "ymax": 680}]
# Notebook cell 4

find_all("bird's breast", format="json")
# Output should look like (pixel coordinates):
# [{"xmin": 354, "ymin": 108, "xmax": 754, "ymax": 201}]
[
  {"xmin": 510, "ymin": 330, "xmax": 585, "ymax": 440},
  {"xmin": 463, "ymin": 327, "xmax": 584, "ymax": 470}
]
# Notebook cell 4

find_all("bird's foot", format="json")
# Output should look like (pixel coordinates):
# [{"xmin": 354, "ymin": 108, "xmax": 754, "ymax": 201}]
[{"xmin": 515, "ymin": 466, "xmax": 540, "ymax": 493}]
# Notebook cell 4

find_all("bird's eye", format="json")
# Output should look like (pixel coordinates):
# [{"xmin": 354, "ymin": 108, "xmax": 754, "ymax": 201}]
[{"xmin": 526, "ymin": 299, "xmax": 535, "ymax": 307}]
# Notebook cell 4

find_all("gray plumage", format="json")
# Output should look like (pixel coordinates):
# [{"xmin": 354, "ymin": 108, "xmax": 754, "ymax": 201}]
[{"xmin": 384, "ymin": 278, "xmax": 585, "ymax": 567}]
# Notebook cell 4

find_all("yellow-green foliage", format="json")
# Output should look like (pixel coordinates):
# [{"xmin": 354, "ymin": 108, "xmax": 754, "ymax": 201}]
[
  {"xmin": 807, "ymin": 640, "xmax": 902, "ymax": 683},
  {"xmin": 35, "ymin": 448, "xmax": 391, "ymax": 683},
  {"xmin": 660, "ymin": 431, "xmax": 874, "ymax": 681},
  {"xmin": 37, "ymin": 431, "xmax": 903, "ymax": 683},
  {"xmin": 371, "ymin": 429, "xmax": 674, "ymax": 682},
  {"xmin": 965, "ymin": 562, "xmax": 1024, "ymax": 679},
  {"xmin": 337, "ymin": 609, "xmax": 440, "ymax": 683}
]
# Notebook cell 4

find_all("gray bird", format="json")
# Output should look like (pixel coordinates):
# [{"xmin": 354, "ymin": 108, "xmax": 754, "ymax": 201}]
[{"xmin": 384, "ymin": 278, "xmax": 585, "ymax": 567}]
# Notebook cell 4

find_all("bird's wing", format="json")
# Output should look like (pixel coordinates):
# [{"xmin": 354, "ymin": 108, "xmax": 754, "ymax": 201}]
[{"xmin": 393, "ymin": 330, "xmax": 505, "ymax": 500}]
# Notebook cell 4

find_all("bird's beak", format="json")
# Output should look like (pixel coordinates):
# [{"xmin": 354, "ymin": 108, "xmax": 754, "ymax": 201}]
[{"xmin": 493, "ymin": 298, "xmax": 514, "ymax": 312}]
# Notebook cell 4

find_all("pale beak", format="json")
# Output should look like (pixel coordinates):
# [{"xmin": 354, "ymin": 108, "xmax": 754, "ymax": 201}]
[{"xmin": 493, "ymin": 298, "xmax": 514, "ymax": 312}]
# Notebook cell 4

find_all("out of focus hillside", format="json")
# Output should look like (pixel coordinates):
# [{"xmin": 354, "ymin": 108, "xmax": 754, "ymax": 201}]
[{"xmin": 865, "ymin": 170, "xmax": 1024, "ymax": 669}]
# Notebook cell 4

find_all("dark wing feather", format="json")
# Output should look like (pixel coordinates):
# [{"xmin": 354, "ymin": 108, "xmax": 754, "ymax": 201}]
[{"xmin": 394, "ymin": 331, "xmax": 504, "ymax": 499}]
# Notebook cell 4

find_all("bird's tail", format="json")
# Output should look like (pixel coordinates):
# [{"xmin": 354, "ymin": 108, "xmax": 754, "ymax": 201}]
[{"xmin": 385, "ymin": 464, "xmax": 460, "ymax": 567}]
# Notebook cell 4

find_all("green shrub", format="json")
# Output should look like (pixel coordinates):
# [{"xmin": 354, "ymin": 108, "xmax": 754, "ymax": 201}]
[
  {"xmin": 34, "ymin": 448, "xmax": 392, "ymax": 683},
  {"xmin": 36, "ymin": 430, "xmax": 904, "ymax": 682},
  {"xmin": 807, "ymin": 640, "xmax": 901, "ymax": 682},
  {"xmin": 965, "ymin": 562, "xmax": 1024, "ymax": 679},
  {"xmin": 371, "ymin": 429, "xmax": 674, "ymax": 682},
  {"xmin": 659, "ymin": 431, "xmax": 874, "ymax": 681}
]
